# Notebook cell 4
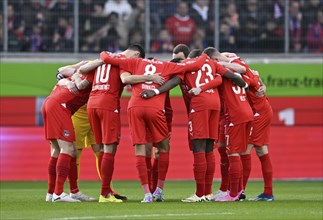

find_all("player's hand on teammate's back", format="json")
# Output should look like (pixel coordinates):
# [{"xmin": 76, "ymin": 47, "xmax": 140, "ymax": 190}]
[
  {"xmin": 67, "ymin": 81, "xmax": 79, "ymax": 94},
  {"xmin": 149, "ymin": 74, "xmax": 165, "ymax": 85},
  {"xmin": 256, "ymin": 85, "xmax": 266, "ymax": 97},
  {"xmin": 188, "ymin": 87, "xmax": 202, "ymax": 96},
  {"xmin": 140, "ymin": 90, "xmax": 156, "ymax": 99}
]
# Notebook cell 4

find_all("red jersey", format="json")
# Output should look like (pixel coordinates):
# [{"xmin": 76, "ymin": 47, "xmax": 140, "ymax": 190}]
[
  {"xmin": 230, "ymin": 57, "xmax": 272, "ymax": 114},
  {"xmin": 218, "ymin": 64, "xmax": 253, "ymax": 125},
  {"xmin": 165, "ymin": 15, "xmax": 196, "ymax": 46},
  {"xmin": 100, "ymin": 53, "xmax": 207, "ymax": 111},
  {"xmin": 183, "ymin": 58, "xmax": 224, "ymax": 112},
  {"xmin": 88, "ymin": 54, "xmax": 125, "ymax": 111},
  {"xmin": 48, "ymin": 74, "xmax": 93, "ymax": 115}
]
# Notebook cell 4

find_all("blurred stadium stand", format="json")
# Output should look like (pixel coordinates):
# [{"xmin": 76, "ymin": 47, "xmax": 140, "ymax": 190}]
[{"xmin": 1, "ymin": 0, "xmax": 322, "ymax": 55}]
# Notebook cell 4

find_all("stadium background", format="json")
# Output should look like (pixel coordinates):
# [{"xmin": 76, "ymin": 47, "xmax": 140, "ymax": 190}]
[{"xmin": 0, "ymin": 0, "xmax": 322, "ymax": 181}]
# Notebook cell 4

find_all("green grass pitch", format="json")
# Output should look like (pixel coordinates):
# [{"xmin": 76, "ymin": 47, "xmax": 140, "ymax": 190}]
[{"xmin": 0, "ymin": 180, "xmax": 322, "ymax": 220}]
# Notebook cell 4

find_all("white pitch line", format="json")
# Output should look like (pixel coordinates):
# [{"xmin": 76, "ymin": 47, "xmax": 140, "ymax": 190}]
[{"xmin": 47, "ymin": 212, "xmax": 234, "ymax": 220}]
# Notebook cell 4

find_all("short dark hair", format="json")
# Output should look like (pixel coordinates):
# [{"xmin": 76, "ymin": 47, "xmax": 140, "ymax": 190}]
[
  {"xmin": 170, "ymin": 57, "xmax": 183, "ymax": 63},
  {"xmin": 173, "ymin": 44, "xmax": 190, "ymax": 58},
  {"xmin": 128, "ymin": 44, "xmax": 145, "ymax": 58},
  {"xmin": 188, "ymin": 49, "xmax": 202, "ymax": 58},
  {"xmin": 203, "ymin": 47, "xmax": 220, "ymax": 58}
]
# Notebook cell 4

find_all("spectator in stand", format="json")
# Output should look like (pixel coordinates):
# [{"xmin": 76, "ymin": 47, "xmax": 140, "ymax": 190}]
[
  {"xmin": 165, "ymin": 2, "xmax": 196, "ymax": 46},
  {"xmin": 301, "ymin": 0, "xmax": 322, "ymax": 50},
  {"xmin": 41, "ymin": 0, "xmax": 57, "ymax": 10},
  {"xmin": 219, "ymin": 1, "xmax": 240, "ymax": 52},
  {"xmin": 237, "ymin": 16, "xmax": 261, "ymax": 52},
  {"xmin": 267, "ymin": 0, "xmax": 284, "ymax": 23},
  {"xmin": 306, "ymin": 10, "xmax": 323, "ymax": 53},
  {"xmin": 48, "ymin": 16, "xmax": 73, "ymax": 52},
  {"xmin": 100, "ymin": 12, "xmax": 123, "ymax": 52},
  {"xmin": 151, "ymin": 29, "xmax": 174, "ymax": 53},
  {"xmin": 80, "ymin": 2, "xmax": 107, "ymax": 52},
  {"xmin": 20, "ymin": 0, "xmax": 48, "ymax": 34},
  {"xmin": 190, "ymin": 0, "xmax": 213, "ymax": 45},
  {"xmin": 239, "ymin": 0, "xmax": 266, "ymax": 26},
  {"xmin": 127, "ymin": 0, "xmax": 145, "ymax": 31},
  {"xmin": 151, "ymin": 0, "xmax": 180, "ymax": 25},
  {"xmin": 0, "ymin": 14, "xmax": 3, "ymax": 50},
  {"xmin": 79, "ymin": 0, "xmax": 94, "ymax": 42},
  {"xmin": 289, "ymin": 1, "xmax": 303, "ymax": 53},
  {"xmin": 128, "ymin": 28, "xmax": 145, "ymax": 48},
  {"xmin": 30, "ymin": 24, "xmax": 44, "ymax": 52},
  {"xmin": 190, "ymin": 28, "xmax": 208, "ymax": 50},
  {"xmin": 222, "ymin": 2, "xmax": 240, "ymax": 30},
  {"xmin": 104, "ymin": 0, "xmax": 133, "ymax": 23},
  {"xmin": 219, "ymin": 21, "xmax": 237, "ymax": 52},
  {"xmin": 259, "ymin": 19, "xmax": 284, "ymax": 52},
  {"xmin": 7, "ymin": 4, "xmax": 29, "ymax": 51},
  {"xmin": 190, "ymin": 0, "xmax": 210, "ymax": 29},
  {"xmin": 127, "ymin": 0, "xmax": 161, "ymax": 41},
  {"xmin": 302, "ymin": 0, "xmax": 322, "ymax": 28},
  {"xmin": 50, "ymin": 0, "xmax": 73, "ymax": 25}
]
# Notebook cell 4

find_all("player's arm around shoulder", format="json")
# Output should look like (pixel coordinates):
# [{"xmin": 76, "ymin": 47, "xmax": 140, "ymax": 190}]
[
  {"xmin": 71, "ymin": 72, "xmax": 91, "ymax": 90},
  {"xmin": 190, "ymin": 74, "xmax": 223, "ymax": 95},
  {"xmin": 120, "ymin": 72, "xmax": 165, "ymax": 85},
  {"xmin": 79, "ymin": 59, "xmax": 103, "ymax": 74},
  {"xmin": 218, "ymin": 61, "xmax": 246, "ymax": 74},
  {"xmin": 57, "ymin": 78, "xmax": 79, "ymax": 94}
]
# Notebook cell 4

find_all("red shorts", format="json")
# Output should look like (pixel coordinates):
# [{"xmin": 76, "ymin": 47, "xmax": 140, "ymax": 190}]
[
  {"xmin": 225, "ymin": 121, "xmax": 252, "ymax": 154},
  {"xmin": 87, "ymin": 108, "xmax": 121, "ymax": 145},
  {"xmin": 217, "ymin": 117, "xmax": 226, "ymax": 143},
  {"xmin": 188, "ymin": 109, "xmax": 220, "ymax": 140},
  {"xmin": 41, "ymin": 97, "xmax": 75, "ymax": 142},
  {"xmin": 249, "ymin": 108, "xmax": 273, "ymax": 146},
  {"xmin": 146, "ymin": 121, "xmax": 172, "ymax": 144},
  {"xmin": 128, "ymin": 107, "xmax": 168, "ymax": 145}
]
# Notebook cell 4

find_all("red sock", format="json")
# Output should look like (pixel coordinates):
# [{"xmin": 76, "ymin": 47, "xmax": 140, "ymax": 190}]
[
  {"xmin": 193, "ymin": 152, "xmax": 207, "ymax": 197},
  {"xmin": 205, "ymin": 152, "xmax": 215, "ymax": 195},
  {"xmin": 259, "ymin": 154, "xmax": 273, "ymax": 196},
  {"xmin": 157, "ymin": 152, "xmax": 169, "ymax": 189},
  {"xmin": 68, "ymin": 157, "xmax": 79, "ymax": 194},
  {"xmin": 145, "ymin": 156, "xmax": 152, "ymax": 192},
  {"xmin": 136, "ymin": 155, "xmax": 150, "ymax": 194},
  {"xmin": 98, "ymin": 152, "xmax": 104, "ymax": 177},
  {"xmin": 151, "ymin": 158, "xmax": 158, "ymax": 192},
  {"xmin": 228, "ymin": 156, "xmax": 242, "ymax": 197},
  {"xmin": 47, "ymin": 157, "xmax": 57, "ymax": 194},
  {"xmin": 218, "ymin": 147, "xmax": 229, "ymax": 191},
  {"xmin": 54, "ymin": 153, "xmax": 72, "ymax": 195},
  {"xmin": 100, "ymin": 153, "xmax": 115, "ymax": 196},
  {"xmin": 241, "ymin": 154, "xmax": 251, "ymax": 190}
]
